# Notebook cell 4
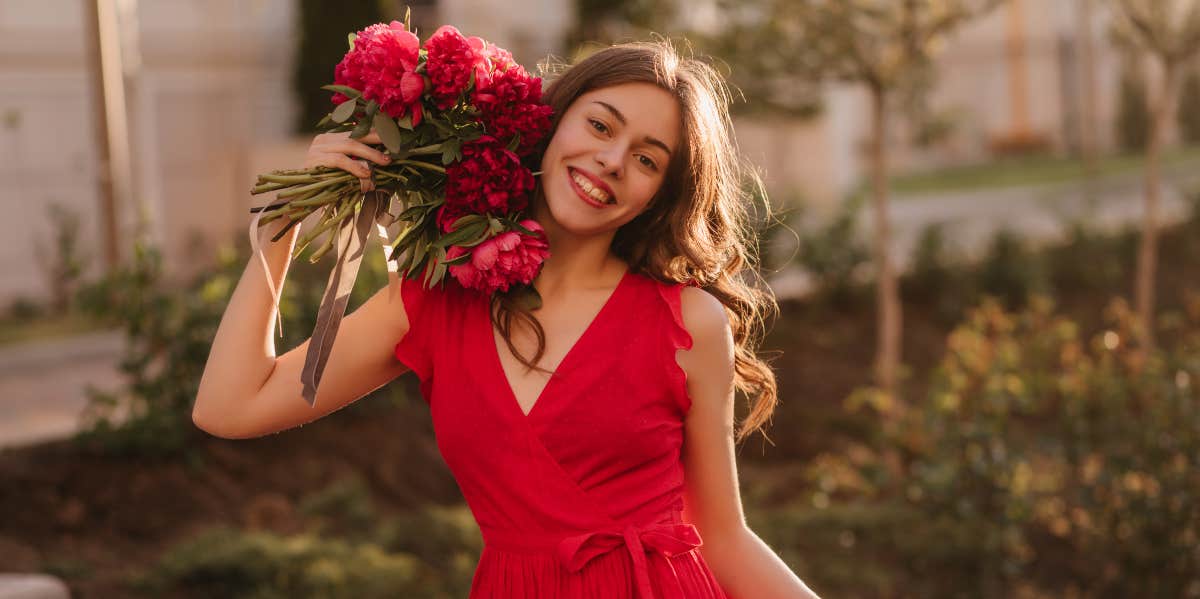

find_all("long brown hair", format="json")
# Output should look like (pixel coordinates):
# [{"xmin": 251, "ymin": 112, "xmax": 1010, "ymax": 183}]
[{"xmin": 491, "ymin": 40, "xmax": 780, "ymax": 444}]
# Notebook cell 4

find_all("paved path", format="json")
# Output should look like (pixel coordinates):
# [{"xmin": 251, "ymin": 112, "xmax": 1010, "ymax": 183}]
[{"xmin": 0, "ymin": 329, "xmax": 124, "ymax": 450}]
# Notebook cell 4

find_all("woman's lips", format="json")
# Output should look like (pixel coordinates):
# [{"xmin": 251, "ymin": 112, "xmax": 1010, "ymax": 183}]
[{"xmin": 568, "ymin": 167, "xmax": 610, "ymax": 209}]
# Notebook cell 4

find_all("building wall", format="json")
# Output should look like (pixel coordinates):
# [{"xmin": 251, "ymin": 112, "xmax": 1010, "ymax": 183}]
[{"xmin": 0, "ymin": 0, "xmax": 296, "ymax": 306}]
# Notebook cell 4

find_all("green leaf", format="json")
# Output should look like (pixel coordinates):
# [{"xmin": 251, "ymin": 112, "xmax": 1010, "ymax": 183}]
[
  {"xmin": 504, "ymin": 219, "xmax": 536, "ymax": 236},
  {"xmin": 430, "ymin": 256, "xmax": 448, "ymax": 287},
  {"xmin": 374, "ymin": 111, "xmax": 403, "ymax": 153},
  {"xmin": 347, "ymin": 32, "xmax": 356, "ymax": 51},
  {"xmin": 449, "ymin": 214, "xmax": 486, "ymax": 230},
  {"xmin": 434, "ymin": 220, "xmax": 486, "ymax": 248},
  {"xmin": 350, "ymin": 101, "xmax": 377, "ymax": 139},
  {"xmin": 445, "ymin": 251, "xmax": 471, "ymax": 266},
  {"xmin": 505, "ymin": 132, "xmax": 522, "ymax": 153},
  {"xmin": 321, "ymin": 84, "xmax": 362, "ymax": 100},
  {"xmin": 395, "ymin": 114, "xmax": 414, "ymax": 130},
  {"xmin": 331, "ymin": 99, "xmax": 356, "ymax": 123}
]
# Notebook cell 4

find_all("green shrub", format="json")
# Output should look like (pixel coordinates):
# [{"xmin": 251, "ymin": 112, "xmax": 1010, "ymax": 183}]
[
  {"xmin": 805, "ymin": 295, "xmax": 1200, "ymax": 597},
  {"xmin": 297, "ymin": 474, "xmax": 380, "ymax": 539},
  {"xmin": 903, "ymin": 222, "xmax": 976, "ymax": 324},
  {"xmin": 796, "ymin": 196, "xmax": 871, "ymax": 307},
  {"xmin": 133, "ymin": 527, "xmax": 429, "ymax": 599},
  {"xmin": 976, "ymin": 228, "xmax": 1048, "ymax": 309},
  {"xmin": 1046, "ymin": 219, "xmax": 1136, "ymax": 294}
]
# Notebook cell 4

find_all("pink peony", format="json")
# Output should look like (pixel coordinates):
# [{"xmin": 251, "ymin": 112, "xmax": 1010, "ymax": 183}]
[
  {"xmin": 424, "ymin": 25, "xmax": 487, "ymax": 109},
  {"xmin": 332, "ymin": 21, "xmax": 426, "ymax": 123},
  {"xmin": 440, "ymin": 137, "xmax": 535, "ymax": 232},
  {"xmin": 447, "ymin": 220, "xmax": 550, "ymax": 294}
]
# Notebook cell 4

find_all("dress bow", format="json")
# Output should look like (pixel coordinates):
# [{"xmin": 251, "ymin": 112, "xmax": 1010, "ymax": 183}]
[{"xmin": 556, "ymin": 521, "xmax": 702, "ymax": 599}]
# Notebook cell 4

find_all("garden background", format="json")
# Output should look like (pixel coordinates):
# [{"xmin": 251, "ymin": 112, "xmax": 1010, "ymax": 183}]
[{"xmin": 1, "ymin": 0, "xmax": 1198, "ymax": 597}]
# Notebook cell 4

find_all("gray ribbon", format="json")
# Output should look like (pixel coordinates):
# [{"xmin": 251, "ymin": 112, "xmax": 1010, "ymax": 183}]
[{"xmin": 300, "ymin": 185, "xmax": 395, "ymax": 407}]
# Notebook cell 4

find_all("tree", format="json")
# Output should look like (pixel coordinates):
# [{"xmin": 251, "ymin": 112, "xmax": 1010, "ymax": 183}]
[
  {"xmin": 1110, "ymin": 0, "xmax": 1200, "ymax": 350},
  {"xmin": 293, "ymin": 0, "xmax": 387, "ymax": 134},
  {"xmin": 743, "ymin": 0, "xmax": 1000, "ymax": 394}
]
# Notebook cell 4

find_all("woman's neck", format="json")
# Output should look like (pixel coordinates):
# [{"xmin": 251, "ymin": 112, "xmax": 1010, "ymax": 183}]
[{"xmin": 531, "ymin": 213, "xmax": 626, "ymax": 297}]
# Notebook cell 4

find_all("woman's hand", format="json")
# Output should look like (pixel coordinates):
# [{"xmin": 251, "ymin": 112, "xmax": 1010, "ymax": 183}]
[{"xmin": 302, "ymin": 130, "xmax": 391, "ymax": 178}]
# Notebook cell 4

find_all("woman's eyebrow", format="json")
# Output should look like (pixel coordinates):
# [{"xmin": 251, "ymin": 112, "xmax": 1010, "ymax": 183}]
[{"xmin": 592, "ymin": 100, "xmax": 674, "ymax": 157}]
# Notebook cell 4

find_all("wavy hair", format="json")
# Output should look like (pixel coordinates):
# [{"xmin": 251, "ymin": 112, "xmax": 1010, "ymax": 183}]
[{"xmin": 491, "ymin": 40, "xmax": 780, "ymax": 444}]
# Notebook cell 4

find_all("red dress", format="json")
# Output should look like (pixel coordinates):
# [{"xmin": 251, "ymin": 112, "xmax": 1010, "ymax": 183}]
[{"xmin": 393, "ymin": 267, "xmax": 730, "ymax": 599}]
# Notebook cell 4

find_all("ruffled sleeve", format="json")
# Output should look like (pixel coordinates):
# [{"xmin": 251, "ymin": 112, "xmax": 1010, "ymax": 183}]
[
  {"xmin": 656, "ymin": 282, "xmax": 695, "ymax": 414},
  {"xmin": 393, "ymin": 275, "xmax": 436, "ymax": 400}
]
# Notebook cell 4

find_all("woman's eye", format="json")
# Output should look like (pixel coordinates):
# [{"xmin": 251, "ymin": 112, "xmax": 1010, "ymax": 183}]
[
  {"xmin": 637, "ymin": 155, "xmax": 658, "ymax": 170},
  {"xmin": 588, "ymin": 119, "xmax": 608, "ymax": 134}
]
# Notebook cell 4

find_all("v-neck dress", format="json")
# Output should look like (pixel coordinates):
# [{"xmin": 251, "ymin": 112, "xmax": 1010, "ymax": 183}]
[{"xmin": 392, "ymin": 268, "xmax": 729, "ymax": 599}]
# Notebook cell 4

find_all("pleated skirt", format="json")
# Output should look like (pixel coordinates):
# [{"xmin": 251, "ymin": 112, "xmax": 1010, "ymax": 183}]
[{"xmin": 468, "ymin": 544, "xmax": 729, "ymax": 598}]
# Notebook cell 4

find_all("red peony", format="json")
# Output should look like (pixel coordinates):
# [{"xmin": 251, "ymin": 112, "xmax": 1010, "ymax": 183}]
[
  {"xmin": 424, "ymin": 25, "xmax": 487, "ymax": 109},
  {"xmin": 332, "ymin": 21, "xmax": 426, "ymax": 124},
  {"xmin": 472, "ymin": 59, "xmax": 552, "ymax": 155},
  {"xmin": 447, "ymin": 220, "xmax": 550, "ymax": 294},
  {"xmin": 440, "ymin": 137, "xmax": 535, "ymax": 232}
]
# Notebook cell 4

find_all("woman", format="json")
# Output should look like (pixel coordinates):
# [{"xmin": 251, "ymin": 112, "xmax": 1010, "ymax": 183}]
[{"xmin": 195, "ymin": 40, "xmax": 820, "ymax": 599}]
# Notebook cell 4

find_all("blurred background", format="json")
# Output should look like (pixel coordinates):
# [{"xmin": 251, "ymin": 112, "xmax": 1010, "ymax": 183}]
[{"xmin": 1, "ymin": 0, "xmax": 1198, "ymax": 597}]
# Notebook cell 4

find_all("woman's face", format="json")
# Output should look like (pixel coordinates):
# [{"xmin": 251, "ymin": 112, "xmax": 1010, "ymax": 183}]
[{"xmin": 536, "ymin": 82, "xmax": 682, "ymax": 237}]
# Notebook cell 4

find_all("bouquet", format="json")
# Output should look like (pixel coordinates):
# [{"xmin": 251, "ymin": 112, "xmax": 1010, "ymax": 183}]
[{"xmin": 247, "ymin": 11, "xmax": 553, "ymax": 405}]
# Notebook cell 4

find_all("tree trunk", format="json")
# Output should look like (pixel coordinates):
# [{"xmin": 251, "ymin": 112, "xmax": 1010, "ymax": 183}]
[
  {"xmin": 1135, "ymin": 60, "xmax": 1179, "ymax": 350},
  {"xmin": 870, "ymin": 85, "xmax": 902, "ymax": 394}
]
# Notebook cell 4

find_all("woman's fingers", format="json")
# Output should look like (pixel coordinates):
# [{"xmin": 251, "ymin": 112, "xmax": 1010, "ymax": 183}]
[
  {"xmin": 303, "ymin": 152, "xmax": 369, "ymax": 177},
  {"xmin": 358, "ymin": 130, "xmax": 382, "ymax": 145},
  {"xmin": 335, "ymin": 155, "xmax": 371, "ymax": 178},
  {"xmin": 337, "ymin": 137, "xmax": 391, "ymax": 165}
]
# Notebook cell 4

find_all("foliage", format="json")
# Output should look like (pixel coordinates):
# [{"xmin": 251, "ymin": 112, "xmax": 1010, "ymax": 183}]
[
  {"xmin": 134, "ymin": 527, "xmax": 425, "ymax": 598},
  {"xmin": 1115, "ymin": 60, "xmax": 1150, "ymax": 153},
  {"xmin": 795, "ymin": 197, "xmax": 871, "ymax": 307},
  {"xmin": 902, "ymin": 222, "xmax": 976, "ymax": 324},
  {"xmin": 1179, "ymin": 67, "xmax": 1200, "ymax": 144},
  {"xmin": 803, "ymin": 295, "xmax": 1200, "ymax": 597},
  {"xmin": 293, "ymin": 0, "xmax": 387, "ymax": 134},
  {"xmin": 134, "ymin": 476, "xmax": 481, "ymax": 598},
  {"xmin": 1046, "ymin": 220, "xmax": 1137, "ymax": 295},
  {"xmin": 70, "ymin": 231, "xmax": 400, "ymax": 457},
  {"xmin": 976, "ymin": 228, "xmax": 1049, "ymax": 310},
  {"xmin": 568, "ymin": 0, "xmax": 675, "ymax": 49}
]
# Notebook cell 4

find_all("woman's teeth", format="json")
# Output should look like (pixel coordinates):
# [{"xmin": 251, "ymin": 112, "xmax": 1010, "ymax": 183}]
[{"xmin": 571, "ymin": 170, "xmax": 613, "ymax": 205}]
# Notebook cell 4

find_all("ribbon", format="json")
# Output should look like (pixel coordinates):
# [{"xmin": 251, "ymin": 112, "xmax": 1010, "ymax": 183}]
[
  {"xmin": 249, "ymin": 162, "xmax": 400, "ymax": 407},
  {"xmin": 556, "ymin": 521, "xmax": 702, "ymax": 599}
]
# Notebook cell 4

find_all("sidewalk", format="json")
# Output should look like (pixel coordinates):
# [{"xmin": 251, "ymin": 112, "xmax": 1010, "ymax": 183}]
[{"xmin": 0, "ymin": 329, "xmax": 124, "ymax": 450}]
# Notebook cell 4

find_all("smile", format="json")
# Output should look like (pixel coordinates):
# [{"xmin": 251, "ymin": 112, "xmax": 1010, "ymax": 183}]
[{"xmin": 568, "ymin": 167, "xmax": 615, "ymax": 207}]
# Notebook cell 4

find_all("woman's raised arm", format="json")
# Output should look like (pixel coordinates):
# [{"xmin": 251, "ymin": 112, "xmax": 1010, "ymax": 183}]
[{"xmin": 192, "ymin": 132, "xmax": 411, "ymax": 439}]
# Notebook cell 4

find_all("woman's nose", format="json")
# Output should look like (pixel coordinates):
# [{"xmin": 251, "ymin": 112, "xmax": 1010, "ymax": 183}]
[{"xmin": 595, "ymin": 146, "xmax": 624, "ymax": 178}]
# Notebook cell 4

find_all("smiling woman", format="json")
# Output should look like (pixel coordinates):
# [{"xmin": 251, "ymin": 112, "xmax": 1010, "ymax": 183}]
[{"xmin": 195, "ymin": 37, "xmax": 818, "ymax": 599}]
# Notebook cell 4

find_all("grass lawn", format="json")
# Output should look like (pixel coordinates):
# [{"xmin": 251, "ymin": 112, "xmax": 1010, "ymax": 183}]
[{"xmin": 888, "ymin": 144, "xmax": 1200, "ymax": 196}]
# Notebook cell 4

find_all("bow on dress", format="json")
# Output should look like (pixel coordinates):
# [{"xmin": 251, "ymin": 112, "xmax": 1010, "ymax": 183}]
[{"xmin": 555, "ymin": 521, "xmax": 703, "ymax": 599}]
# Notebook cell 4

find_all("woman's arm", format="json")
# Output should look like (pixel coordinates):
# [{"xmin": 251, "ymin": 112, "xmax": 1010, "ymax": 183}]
[
  {"xmin": 677, "ymin": 287, "xmax": 822, "ymax": 599},
  {"xmin": 193, "ymin": 132, "xmax": 406, "ymax": 439}
]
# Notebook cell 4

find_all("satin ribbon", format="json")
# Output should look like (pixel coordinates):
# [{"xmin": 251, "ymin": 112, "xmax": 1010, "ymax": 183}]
[
  {"xmin": 556, "ymin": 521, "xmax": 702, "ymax": 599},
  {"xmin": 248, "ymin": 162, "xmax": 400, "ymax": 407}
]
